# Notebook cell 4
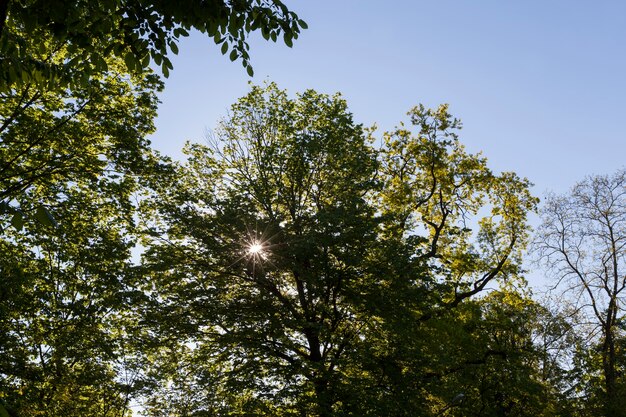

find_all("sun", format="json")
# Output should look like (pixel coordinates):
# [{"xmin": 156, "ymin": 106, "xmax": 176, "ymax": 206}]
[{"xmin": 248, "ymin": 242, "xmax": 264, "ymax": 255}]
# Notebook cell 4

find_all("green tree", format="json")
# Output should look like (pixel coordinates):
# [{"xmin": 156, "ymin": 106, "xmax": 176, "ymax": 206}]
[
  {"xmin": 530, "ymin": 297, "xmax": 582, "ymax": 416},
  {"xmin": 0, "ymin": 179, "xmax": 147, "ymax": 416},
  {"xmin": 142, "ymin": 83, "xmax": 380, "ymax": 416},
  {"xmin": 535, "ymin": 170, "xmax": 626, "ymax": 417},
  {"xmin": 324, "ymin": 104, "xmax": 540, "ymax": 416},
  {"xmin": 450, "ymin": 291, "xmax": 565, "ymax": 416},
  {"xmin": 0, "ymin": 50, "xmax": 164, "ymax": 415},
  {"xmin": 140, "ymin": 83, "xmax": 538, "ymax": 416},
  {"xmin": 0, "ymin": 0, "xmax": 306, "ymax": 88}
]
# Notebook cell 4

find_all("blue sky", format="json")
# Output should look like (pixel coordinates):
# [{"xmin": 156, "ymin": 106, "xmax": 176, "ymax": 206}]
[{"xmin": 149, "ymin": 1, "xmax": 626, "ymax": 289}]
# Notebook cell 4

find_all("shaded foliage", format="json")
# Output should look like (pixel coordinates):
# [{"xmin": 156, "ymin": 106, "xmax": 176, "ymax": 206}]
[{"xmin": 0, "ymin": 0, "xmax": 306, "ymax": 89}]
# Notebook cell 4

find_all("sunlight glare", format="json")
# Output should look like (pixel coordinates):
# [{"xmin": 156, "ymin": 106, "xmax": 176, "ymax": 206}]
[{"xmin": 248, "ymin": 242, "xmax": 263, "ymax": 254}]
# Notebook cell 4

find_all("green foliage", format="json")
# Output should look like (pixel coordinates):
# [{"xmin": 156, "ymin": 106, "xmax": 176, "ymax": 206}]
[
  {"xmin": 0, "ymin": 40, "xmax": 163, "ymax": 228},
  {"xmin": 452, "ymin": 291, "xmax": 559, "ymax": 416},
  {"xmin": 140, "ymin": 83, "xmax": 541, "ymax": 416},
  {"xmin": 0, "ymin": 0, "xmax": 307, "ymax": 90},
  {"xmin": 0, "ymin": 183, "xmax": 146, "ymax": 416},
  {"xmin": 142, "ymin": 82, "xmax": 379, "ymax": 416},
  {"xmin": 0, "ymin": 44, "xmax": 165, "ymax": 415}
]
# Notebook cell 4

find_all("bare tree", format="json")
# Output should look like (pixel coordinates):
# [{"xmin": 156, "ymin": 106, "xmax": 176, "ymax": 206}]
[{"xmin": 535, "ymin": 170, "xmax": 626, "ymax": 417}]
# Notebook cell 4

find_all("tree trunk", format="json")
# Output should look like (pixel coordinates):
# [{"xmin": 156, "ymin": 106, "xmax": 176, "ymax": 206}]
[
  {"xmin": 0, "ymin": 0, "xmax": 8, "ymax": 38},
  {"xmin": 305, "ymin": 327, "xmax": 333, "ymax": 417},
  {"xmin": 313, "ymin": 377, "xmax": 333, "ymax": 417},
  {"xmin": 602, "ymin": 326, "xmax": 619, "ymax": 417}
]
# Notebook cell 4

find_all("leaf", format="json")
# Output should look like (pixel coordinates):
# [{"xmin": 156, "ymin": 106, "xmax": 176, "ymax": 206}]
[
  {"xmin": 221, "ymin": 41, "xmax": 228, "ymax": 55},
  {"xmin": 0, "ymin": 403, "xmax": 9, "ymax": 417},
  {"xmin": 170, "ymin": 41, "xmax": 179, "ymax": 55},
  {"xmin": 298, "ymin": 19, "xmax": 308, "ymax": 30},
  {"xmin": 246, "ymin": 65, "xmax": 254, "ymax": 77},
  {"xmin": 153, "ymin": 52, "xmax": 163, "ymax": 66},
  {"xmin": 11, "ymin": 212, "xmax": 24, "ymax": 231},
  {"xmin": 174, "ymin": 27, "xmax": 190, "ymax": 37},
  {"xmin": 97, "ymin": 54, "xmax": 109, "ymax": 72},
  {"xmin": 284, "ymin": 33, "xmax": 293, "ymax": 48},
  {"xmin": 124, "ymin": 51, "xmax": 135, "ymax": 72},
  {"xmin": 35, "ymin": 206, "xmax": 58, "ymax": 228},
  {"xmin": 229, "ymin": 49, "xmax": 237, "ymax": 61}
]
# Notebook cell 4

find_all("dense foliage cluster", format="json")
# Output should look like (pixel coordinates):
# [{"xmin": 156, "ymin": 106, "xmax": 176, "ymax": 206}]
[{"xmin": 0, "ymin": 0, "xmax": 305, "ymax": 90}]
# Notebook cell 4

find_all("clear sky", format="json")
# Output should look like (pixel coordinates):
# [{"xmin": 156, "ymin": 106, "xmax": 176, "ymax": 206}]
[{"xmin": 148, "ymin": 1, "xmax": 626, "ymax": 289}]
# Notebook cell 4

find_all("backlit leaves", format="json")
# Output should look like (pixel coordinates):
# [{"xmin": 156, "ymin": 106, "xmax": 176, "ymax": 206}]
[
  {"xmin": 0, "ymin": 0, "xmax": 307, "ymax": 86},
  {"xmin": 139, "ymin": 84, "xmax": 540, "ymax": 416}
]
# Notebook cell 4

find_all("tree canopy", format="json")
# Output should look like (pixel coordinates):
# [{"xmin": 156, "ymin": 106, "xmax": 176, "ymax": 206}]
[
  {"xmin": 138, "ymin": 83, "xmax": 545, "ymax": 416},
  {"xmin": 2, "ymin": 1, "xmax": 611, "ymax": 414},
  {"xmin": 0, "ymin": 47, "xmax": 164, "ymax": 416},
  {"xmin": 0, "ymin": 46, "xmax": 163, "ymax": 228},
  {"xmin": 1, "ymin": 61, "xmax": 611, "ymax": 414},
  {"xmin": 536, "ymin": 170, "xmax": 626, "ymax": 417},
  {"xmin": 0, "ymin": 0, "xmax": 307, "ymax": 90}
]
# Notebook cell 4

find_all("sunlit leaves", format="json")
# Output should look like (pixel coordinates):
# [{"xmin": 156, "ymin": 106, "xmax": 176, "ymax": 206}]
[
  {"xmin": 0, "ymin": 44, "xmax": 163, "ymax": 229},
  {"xmin": 0, "ymin": 46, "xmax": 163, "ymax": 415}
]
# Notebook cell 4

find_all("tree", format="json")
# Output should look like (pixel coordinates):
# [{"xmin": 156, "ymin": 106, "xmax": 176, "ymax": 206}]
[
  {"xmin": 0, "ymin": 177, "xmax": 148, "ymax": 416},
  {"xmin": 0, "ymin": 49, "xmax": 165, "ymax": 415},
  {"xmin": 447, "ymin": 290, "xmax": 574, "ymax": 417},
  {"xmin": 140, "ymin": 83, "xmax": 537, "ymax": 416},
  {"xmin": 535, "ymin": 170, "xmax": 626, "ymax": 417},
  {"xmin": 142, "ymin": 83, "xmax": 380, "ymax": 416},
  {"xmin": 0, "ymin": 0, "xmax": 306, "ymax": 89},
  {"xmin": 1, "ymin": 0, "xmax": 304, "ymax": 223}
]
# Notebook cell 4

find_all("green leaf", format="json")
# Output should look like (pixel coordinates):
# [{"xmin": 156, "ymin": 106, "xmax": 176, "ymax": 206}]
[
  {"xmin": 246, "ymin": 65, "xmax": 254, "ymax": 77},
  {"xmin": 170, "ymin": 41, "xmax": 179, "ymax": 55},
  {"xmin": 142, "ymin": 54, "xmax": 150, "ymax": 68},
  {"xmin": 96, "ymin": 54, "xmax": 109, "ymax": 72},
  {"xmin": 298, "ymin": 19, "xmax": 308, "ymax": 29},
  {"xmin": 124, "ymin": 51, "xmax": 135, "ymax": 72},
  {"xmin": 35, "ymin": 206, "xmax": 58, "ymax": 228},
  {"xmin": 229, "ymin": 49, "xmax": 237, "ymax": 61},
  {"xmin": 8, "ymin": 65, "xmax": 17, "ymax": 83},
  {"xmin": 221, "ymin": 41, "xmax": 228, "ymax": 55},
  {"xmin": 153, "ymin": 52, "xmax": 163, "ymax": 66},
  {"xmin": 174, "ymin": 27, "xmax": 190, "ymax": 37},
  {"xmin": 0, "ymin": 403, "xmax": 9, "ymax": 417},
  {"xmin": 11, "ymin": 212, "xmax": 24, "ymax": 231},
  {"xmin": 284, "ymin": 33, "xmax": 293, "ymax": 47}
]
